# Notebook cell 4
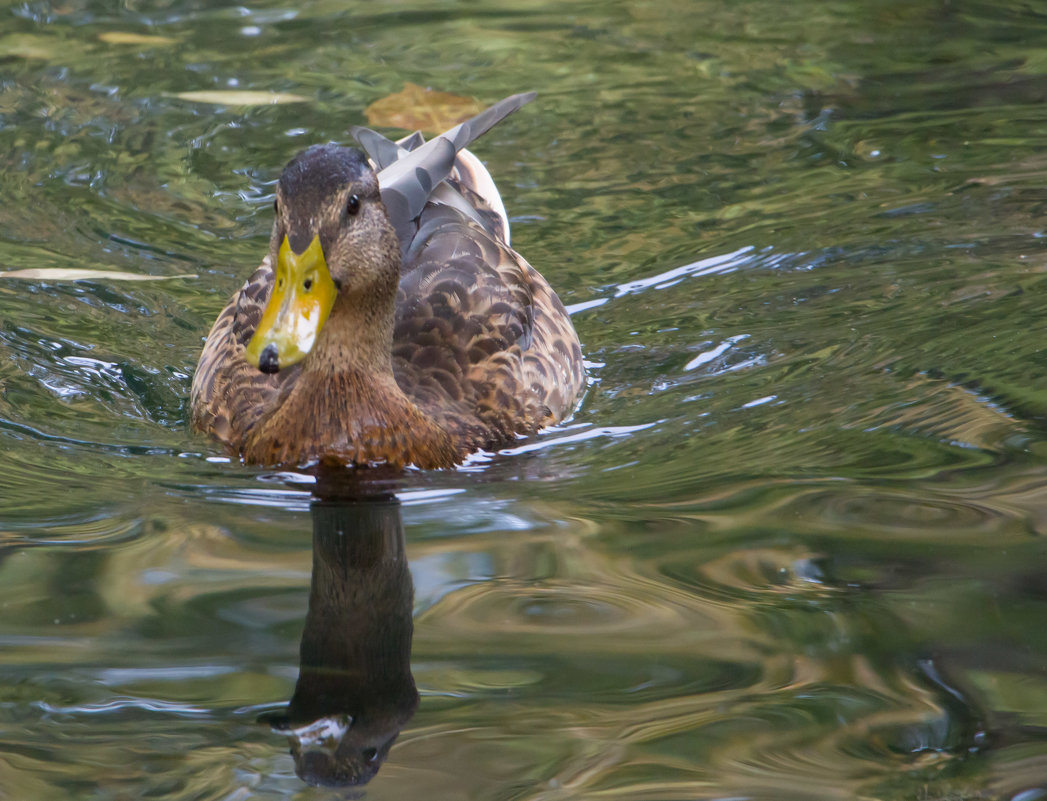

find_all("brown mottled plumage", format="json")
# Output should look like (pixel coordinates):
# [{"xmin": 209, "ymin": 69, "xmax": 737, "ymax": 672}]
[{"xmin": 190, "ymin": 94, "xmax": 583, "ymax": 469}]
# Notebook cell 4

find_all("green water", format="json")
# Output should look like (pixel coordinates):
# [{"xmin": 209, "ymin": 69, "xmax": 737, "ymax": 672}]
[{"xmin": 3, "ymin": 0, "xmax": 1047, "ymax": 798}]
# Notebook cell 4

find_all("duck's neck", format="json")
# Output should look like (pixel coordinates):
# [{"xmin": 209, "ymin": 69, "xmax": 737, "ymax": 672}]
[
  {"xmin": 305, "ymin": 292, "xmax": 395, "ymax": 381},
  {"xmin": 244, "ymin": 294, "xmax": 461, "ymax": 469}
]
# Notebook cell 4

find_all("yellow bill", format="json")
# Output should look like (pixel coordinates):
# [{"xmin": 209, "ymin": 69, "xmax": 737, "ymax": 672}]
[{"xmin": 245, "ymin": 235, "xmax": 337, "ymax": 373}]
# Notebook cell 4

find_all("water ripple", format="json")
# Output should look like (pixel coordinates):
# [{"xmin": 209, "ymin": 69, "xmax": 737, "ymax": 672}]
[{"xmin": 37, "ymin": 697, "xmax": 212, "ymax": 718}]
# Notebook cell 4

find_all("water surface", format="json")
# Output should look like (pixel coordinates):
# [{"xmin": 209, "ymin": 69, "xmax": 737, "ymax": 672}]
[{"xmin": 3, "ymin": 1, "xmax": 1047, "ymax": 799}]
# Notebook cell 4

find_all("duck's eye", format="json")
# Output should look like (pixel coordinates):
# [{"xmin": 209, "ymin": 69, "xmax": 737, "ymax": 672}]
[
  {"xmin": 363, "ymin": 747, "xmax": 378, "ymax": 762},
  {"xmin": 273, "ymin": 199, "xmax": 279, "ymax": 215},
  {"xmin": 346, "ymin": 193, "xmax": 360, "ymax": 216}
]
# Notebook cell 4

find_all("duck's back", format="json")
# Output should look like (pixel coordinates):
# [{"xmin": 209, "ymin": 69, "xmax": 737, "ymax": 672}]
[{"xmin": 390, "ymin": 156, "xmax": 583, "ymax": 452}]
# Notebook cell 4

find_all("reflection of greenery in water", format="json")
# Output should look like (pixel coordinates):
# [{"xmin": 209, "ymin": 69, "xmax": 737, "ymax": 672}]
[{"xmin": 4, "ymin": 0, "xmax": 1047, "ymax": 798}]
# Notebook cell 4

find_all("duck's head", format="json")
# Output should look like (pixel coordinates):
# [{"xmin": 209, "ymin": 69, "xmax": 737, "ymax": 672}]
[{"xmin": 245, "ymin": 145, "xmax": 398, "ymax": 374}]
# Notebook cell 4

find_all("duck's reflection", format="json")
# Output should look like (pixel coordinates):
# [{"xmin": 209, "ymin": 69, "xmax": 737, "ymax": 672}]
[{"xmin": 266, "ymin": 492, "xmax": 418, "ymax": 787}]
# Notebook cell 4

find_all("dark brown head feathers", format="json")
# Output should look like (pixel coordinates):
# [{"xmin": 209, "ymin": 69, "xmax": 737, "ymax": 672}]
[{"xmin": 278, "ymin": 146, "xmax": 376, "ymax": 253}]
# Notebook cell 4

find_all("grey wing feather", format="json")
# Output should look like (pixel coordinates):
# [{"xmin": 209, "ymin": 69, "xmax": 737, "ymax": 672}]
[
  {"xmin": 347, "ymin": 128, "xmax": 427, "ymax": 170},
  {"xmin": 443, "ymin": 92, "xmax": 536, "ymax": 152},
  {"xmin": 430, "ymin": 182, "xmax": 494, "ymax": 233},
  {"xmin": 351, "ymin": 92, "xmax": 535, "ymax": 228},
  {"xmin": 378, "ymin": 137, "xmax": 457, "ymax": 225},
  {"xmin": 397, "ymin": 131, "xmax": 426, "ymax": 151},
  {"xmin": 349, "ymin": 126, "xmax": 405, "ymax": 169}
]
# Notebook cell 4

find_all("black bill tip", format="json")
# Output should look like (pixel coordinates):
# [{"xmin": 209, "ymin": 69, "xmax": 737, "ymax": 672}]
[{"xmin": 258, "ymin": 343, "xmax": 280, "ymax": 374}]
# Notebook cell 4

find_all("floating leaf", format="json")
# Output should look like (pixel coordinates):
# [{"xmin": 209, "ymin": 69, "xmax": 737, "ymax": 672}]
[
  {"xmin": 98, "ymin": 32, "xmax": 176, "ymax": 46},
  {"xmin": 173, "ymin": 90, "xmax": 309, "ymax": 106},
  {"xmin": 365, "ymin": 84, "xmax": 484, "ymax": 133},
  {"xmin": 0, "ymin": 269, "xmax": 197, "ymax": 282},
  {"xmin": 172, "ymin": 90, "xmax": 309, "ymax": 106},
  {"xmin": 0, "ymin": 34, "xmax": 61, "ymax": 60}
]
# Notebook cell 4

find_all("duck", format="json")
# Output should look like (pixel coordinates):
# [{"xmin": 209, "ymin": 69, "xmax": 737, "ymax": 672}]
[{"xmin": 190, "ymin": 93, "xmax": 584, "ymax": 469}]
